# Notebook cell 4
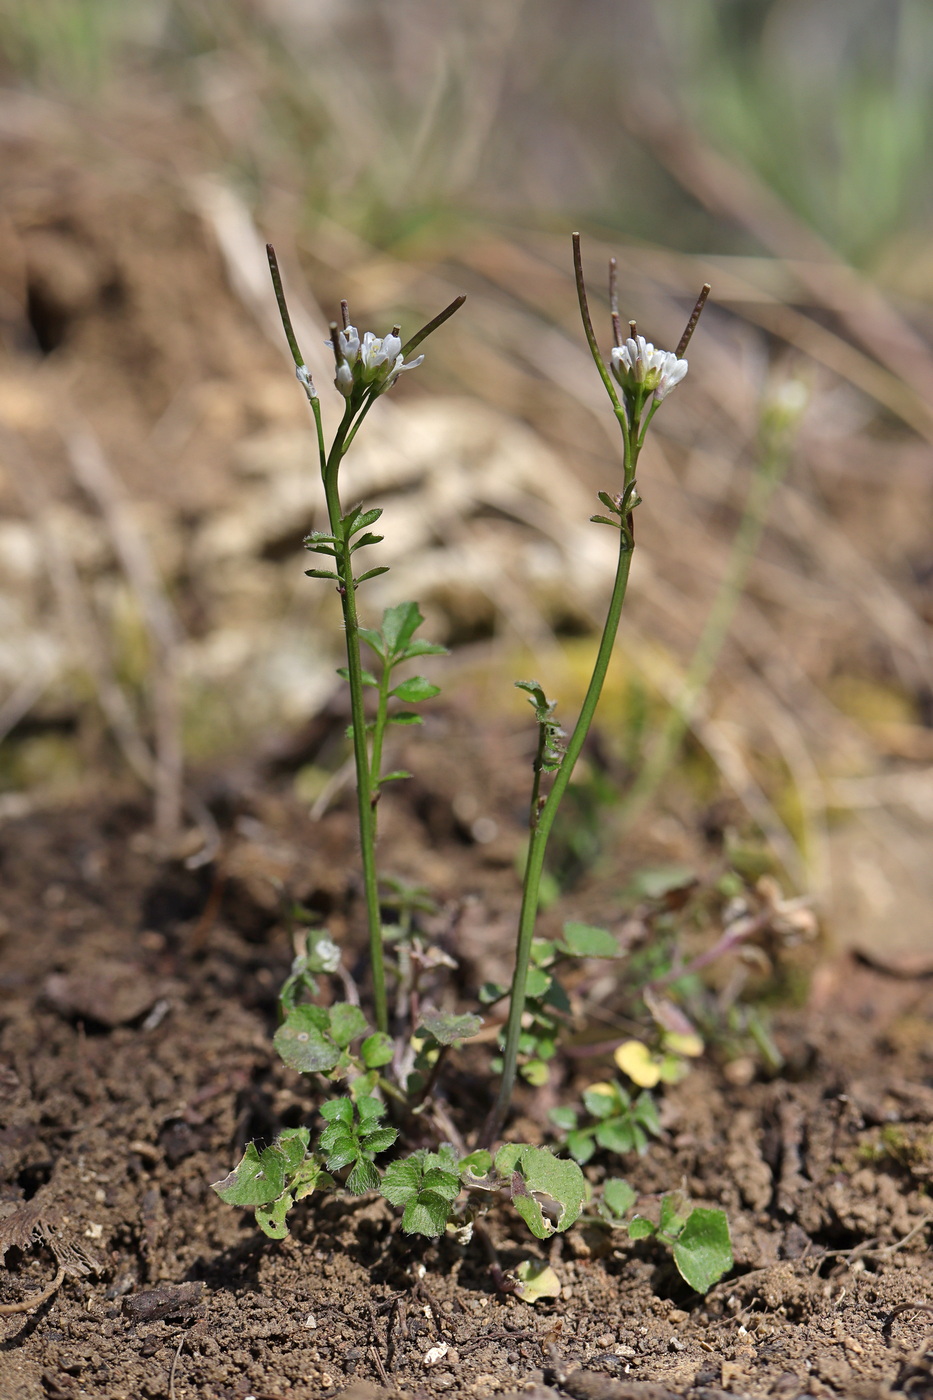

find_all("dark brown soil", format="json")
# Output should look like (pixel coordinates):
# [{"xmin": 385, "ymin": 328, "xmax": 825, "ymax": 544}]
[{"xmin": 2, "ymin": 725, "xmax": 932, "ymax": 1400}]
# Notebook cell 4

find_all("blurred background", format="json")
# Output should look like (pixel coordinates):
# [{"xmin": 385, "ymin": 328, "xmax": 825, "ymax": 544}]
[{"xmin": 0, "ymin": 0, "xmax": 930, "ymax": 961}]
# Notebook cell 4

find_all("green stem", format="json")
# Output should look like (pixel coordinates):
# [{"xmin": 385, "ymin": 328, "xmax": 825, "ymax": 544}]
[
  {"xmin": 322, "ymin": 412, "xmax": 389, "ymax": 1036},
  {"xmin": 480, "ymin": 531, "xmax": 635, "ymax": 1148}
]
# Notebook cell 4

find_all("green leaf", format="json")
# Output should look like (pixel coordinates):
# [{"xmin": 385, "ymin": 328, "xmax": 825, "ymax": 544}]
[
  {"xmin": 566, "ymin": 1129, "xmax": 595, "ymax": 1165},
  {"xmin": 346, "ymin": 1158, "xmax": 381, "ymax": 1195},
  {"xmin": 360, "ymin": 1127, "xmax": 399, "ymax": 1155},
  {"xmin": 337, "ymin": 666, "xmax": 379, "ymax": 687},
  {"xmin": 305, "ymin": 569, "xmax": 340, "ymax": 580},
  {"xmin": 320, "ymin": 1096, "xmax": 354, "ymax": 1125},
  {"xmin": 388, "ymin": 712, "xmax": 423, "ymax": 726},
  {"xmin": 590, "ymin": 514, "xmax": 623, "ymax": 528},
  {"xmin": 360, "ymin": 1032, "xmax": 394, "ymax": 1068},
  {"xmin": 255, "ymin": 1190, "xmax": 293, "ymax": 1239},
  {"xmin": 671, "ymin": 1209, "xmax": 733, "ymax": 1293},
  {"xmin": 603, "ymin": 1178, "xmax": 637, "ymax": 1219},
  {"xmin": 390, "ymin": 675, "xmax": 441, "ymax": 703},
  {"xmin": 328, "ymin": 1002, "xmax": 368, "ymax": 1049},
  {"xmin": 379, "ymin": 770, "xmax": 412, "ymax": 783},
  {"xmin": 276, "ymin": 1127, "xmax": 312, "ymax": 1173},
  {"xmin": 381, "ymin": 601, "xmax": 423, "ymax": 656},
  {"xmin": 212, "ymin": 1141, "xmax": 288, "ymax": 1207},
  {"xmin": 421, "ymin": 1167, "xmax": 461, "ymax": 1201},
  {"xmin": 595, "ymin": 1120, "xmax": 635, "ymax": 1154},
  {"xmin": 582, "ymin": 1085, "xmax": 621, "ymax": 1119},
  {"xmin": 458, "ymin": 1150, "xmax": 492, "ymax": 1177},
  {"xmin": 355, "ymin": 1095, "xmax": 384, "ymax": 1124},
  {"xmin": 659, "ymin": 1192, "xmax": 691, "ymax": 1240},
  {"xmin": 419, "ymin": 1011, "xmax": 483, "ymax": 1046},
  {"xmin": 524, "ymin": 968, "xmax": 552, "ymax": 999},
  {"xmin": 274, "ymin": 1006, "xmax": 340, "ymax": 1074},
  {"xmin": 358, "ymin": 627, "xmax": 385, "ymax": 658},
  {"xmin": 597, "ymin": 490, "xmax": 620, "ymax": 513},
  {"xmin": 349, "ymin": 531, "xmax": 384, "ymax": 551},
  {"xmin": 478, "ymin": 981, "xmax": 506, "ymax": 1005},
  {"xmin": 323, "ymin": 1138, "xmax": 358, "ymax": 1172},
  {"xmin": 339, "ymin": 505, "xmax": 364, "ymax": 536},
  {"xmin": 348, "ymin": 507, "xmax": 383, "ymax": 534},
  {"xmin": 558, "ymin": 922, "xmax": 620, "ymax": 959},
  {"xmin": 504, "ymin": 1146, "xmax": 585, "ymax": 1238},
  {"xmin": 401, "ymin": 1194, "xmax": 450, "ymax": 1236},
  {"xmin": 493, "ymin": 1144, "xmax": 523, "ymax": 1177},
  {"xmin": 304, "ymin": 530, "xmax": 339, "ymax": 546},
  {"xmin": 522, "ymin": 1059, "xmax": 551, "ymax": 1087},
  {"xmin": 628, "ymin": 1216, "xmax": 656, "ymax": 1240},
  {"xmin": 304, "ymin": 542, "xmax": 338, "ymax": 557},
  {"xmin": 633, "ymin": 1091, "xmax": 661, "ymax": 1136},
  {"xmin": 381, "ymin": 1156, "xmax": 424, "ymax": 1206},
  {"xmin": 548, "ymin": 1106, "xmax": 578, "ymax": 1133},
  {"xmin": 398, "ymin": 640, "xmax": 448, "ymax": 659},
  {"xmin": 355, "ymin": 566, "xmax": 391, "ymax": 584}
]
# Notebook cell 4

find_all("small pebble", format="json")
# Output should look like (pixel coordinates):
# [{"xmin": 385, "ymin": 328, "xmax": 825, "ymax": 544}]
[{"xmin": 596, "ymin": 1332, "xmax": 615, "ymax": 1347}]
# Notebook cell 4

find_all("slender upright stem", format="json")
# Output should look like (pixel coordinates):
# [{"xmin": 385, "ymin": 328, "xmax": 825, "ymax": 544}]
[
  {"xmin": 322, "ymin": 412, "xmax": 389, "ymax": 1035},
  {"xmin": 480, "ymin": 532, "xmax": 634, "ymax": 1148}
]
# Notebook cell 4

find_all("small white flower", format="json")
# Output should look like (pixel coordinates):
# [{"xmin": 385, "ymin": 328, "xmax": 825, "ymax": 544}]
[
  {"xmin": 327, "ymin": 323, "xmax": 423, "ymax": 397},
  {"xmin": 653, "ymin": 352, "xmax": 688, "ymax": 401},
  {"xmin": 611, "ymin": 336, "xmax": 687, "ymax": 402},
  {"xmin": 335, "ymin": 361, "xmax": 354, "ymax": 397}
]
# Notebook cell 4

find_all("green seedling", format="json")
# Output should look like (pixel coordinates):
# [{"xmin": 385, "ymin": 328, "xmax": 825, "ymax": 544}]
[
  {"xmin": 594, "ymin": 1181, "xmax": 733, "ymax": 1294},
  {"xmin": 550, "ymin": 1080, "xmax": 662, "ymax": 1164},
  {"xmin": 213, "ymin": 239, "xmax": 731, "ymax": 1292}
]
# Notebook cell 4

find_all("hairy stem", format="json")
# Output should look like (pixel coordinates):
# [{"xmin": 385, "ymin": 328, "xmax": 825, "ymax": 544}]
[{"xmin": 322, "ymin": 412, "xmax": 389, "ymax": 1035}]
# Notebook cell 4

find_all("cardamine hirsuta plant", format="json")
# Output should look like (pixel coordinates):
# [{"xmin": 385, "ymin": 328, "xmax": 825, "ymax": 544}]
[{"xmin": 213, "ymin": 236, "xmax": 732, "ymax": 1296}]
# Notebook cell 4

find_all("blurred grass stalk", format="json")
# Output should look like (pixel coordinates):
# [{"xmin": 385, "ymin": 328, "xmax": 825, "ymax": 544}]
[
  {"xmin": 2, "ymin": 0, "xmax": 931, "ymax": 272},
  {"xmin": 617, "ymin": 377, "xmax": 807, "ymax": 855}
]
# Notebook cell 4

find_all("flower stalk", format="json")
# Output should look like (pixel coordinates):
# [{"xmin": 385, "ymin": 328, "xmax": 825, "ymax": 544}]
[
  {"xmin": 267, "ymin": 244, "xmax": 464, "ymax": 1035},
  {"xmin": 481, "ymin": 237, "xmax": 709, "ymax": 1147}
]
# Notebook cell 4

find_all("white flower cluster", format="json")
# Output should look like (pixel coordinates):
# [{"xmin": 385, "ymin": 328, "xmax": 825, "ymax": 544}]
[
  {"xmin": 328, "ymin": 325, "xmax": 424, "ymax": 399},
  {"xmin": 610, "ymin": 335, "xmax": 688, "ymax": 403}
]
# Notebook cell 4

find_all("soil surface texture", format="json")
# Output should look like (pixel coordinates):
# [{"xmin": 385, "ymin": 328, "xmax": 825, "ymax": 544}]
[{"xmin": 1, "ymin": 729, "xmax": 932, "ymax": 1400}]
